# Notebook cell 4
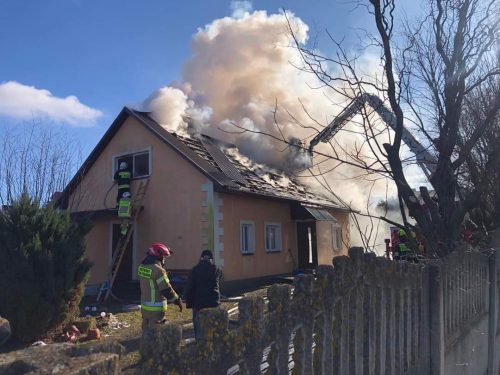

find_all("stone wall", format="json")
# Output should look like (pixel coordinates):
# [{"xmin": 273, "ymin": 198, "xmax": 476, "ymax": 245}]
[
  {"xmin": 141, "ymin": 248, "xmax": 431, "ymax": 374},
  {"xmin": 0, "ymin": 341, "xmax": 124, "ymax": 375},
  {"xmin": 2, "ymin": 249, "xmax": 498, "ymax": 374}
]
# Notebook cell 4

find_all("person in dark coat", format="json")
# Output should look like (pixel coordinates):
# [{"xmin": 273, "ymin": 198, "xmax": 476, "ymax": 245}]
[{"xmin": 184, "ymin": 250, "xmax": 222, "ymax": 339}]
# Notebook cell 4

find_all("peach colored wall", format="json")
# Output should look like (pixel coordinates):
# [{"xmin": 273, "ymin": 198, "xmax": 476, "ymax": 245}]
[
  {"xmin": 219, "ymin": 193, "xmax": 297, "ymax": 281},
  {"xmin": 84, "ymin": 219, "xmax": 110, "ymax": 284},
  {"xmin": 69, "ymin": 114, "xmax": 350, "ymax": 285},
  {"xmin": 316, "ymin": 209, "xmax": 350, "ymax": 265},
  {"xmin": 69, "ymin": 116, "xmax": 209, "ymax": 284}
]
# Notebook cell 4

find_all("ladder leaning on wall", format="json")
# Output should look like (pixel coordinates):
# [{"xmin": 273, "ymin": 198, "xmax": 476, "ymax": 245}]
[{"xmin": 96, "ymin": 179, "xmax": 150, "ymax": 303}]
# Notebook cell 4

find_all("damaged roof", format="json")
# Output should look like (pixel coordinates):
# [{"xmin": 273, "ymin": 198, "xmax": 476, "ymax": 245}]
[{"xmin": 57, "ymin": 107, "xmax": 345, "ymax": 210}]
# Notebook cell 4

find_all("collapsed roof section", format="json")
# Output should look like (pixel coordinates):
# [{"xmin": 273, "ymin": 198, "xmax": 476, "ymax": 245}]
[{"xmin": 57, "ymin": 107, "xmax": 346, "ymax": 211}]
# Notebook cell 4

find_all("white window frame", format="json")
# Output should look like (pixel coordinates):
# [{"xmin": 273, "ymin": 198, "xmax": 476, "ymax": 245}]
[
  {"xmin": 112, "ymin": 147, "xmax": 152, "ymax": 180},
  {"xmin": 240, "ymin": 221, "xmax": 255, "ymax": 254},
  {"xmin": 264, "ymin": 222, "xmax": 282, "ymax": 252},
  {"xmin": 332, "ymin": 223, "xmax": 343, "ymax": 251}
]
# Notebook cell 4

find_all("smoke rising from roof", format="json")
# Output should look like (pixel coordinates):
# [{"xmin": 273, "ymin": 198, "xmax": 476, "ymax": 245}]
[
  {"xmin": 142, "ymin": 8, "xmax": 400, "ymax": 253},
  {"xmin": 143, "ymin": 10, "xmax": 326, "ymax": 168}
]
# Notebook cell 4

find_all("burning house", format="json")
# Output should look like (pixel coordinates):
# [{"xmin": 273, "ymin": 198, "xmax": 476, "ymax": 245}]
[{"xmin": 56, "ymin": 107, "xmax": 350, "ymax": 293}]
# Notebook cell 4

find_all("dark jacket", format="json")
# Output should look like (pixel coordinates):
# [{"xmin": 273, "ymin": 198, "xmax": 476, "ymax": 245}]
[{"xmin": 184, "ymin": 260, "xmax": 222, "ymax": 310}]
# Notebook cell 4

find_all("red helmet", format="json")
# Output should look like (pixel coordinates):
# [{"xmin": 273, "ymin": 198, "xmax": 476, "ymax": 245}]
[{"xmin": 148, "ymin": 243, "xmax": 172, "ymax": 258}]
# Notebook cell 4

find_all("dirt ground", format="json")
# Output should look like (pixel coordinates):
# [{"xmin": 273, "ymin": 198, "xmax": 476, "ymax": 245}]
[
  {"xmin": 101, "ymin": 301, "xmax": 237, "ymax": 373},
  {"xmin": 0, "ymin": 285, "xmax": 275, "ymax": 373},
  {"xmin": 96, "ymin": 286, "xmax": 272, "ymax": 373}
]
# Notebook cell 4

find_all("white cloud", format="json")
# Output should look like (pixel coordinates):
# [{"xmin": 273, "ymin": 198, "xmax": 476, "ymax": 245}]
[
  {"xmin": 0, "ymin": 81, "xmax": 103, "ymax": 126},
  {"xmin": 230, "ymin": 1, "xmax": 253, "ymax": 18}
]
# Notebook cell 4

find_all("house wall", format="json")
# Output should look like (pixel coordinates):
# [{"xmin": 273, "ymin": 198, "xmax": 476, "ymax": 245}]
[
  {"xmin": 316, "ymin": 209, "xmax": 350, "ymax": 265},
  {"xmin": 69, "ymin": 116, "xmax": 209, "ymax": 285},
  {"xmin": 68, "ymin": 114, "xmax": 350, "ymax": 286},
  {"xmin": 219, "ymin": 193, "xmax": 297, "ymax": 281},
  {"xmin": 84, "ymin": 219, "xmax": 110, "ymax": 284}
]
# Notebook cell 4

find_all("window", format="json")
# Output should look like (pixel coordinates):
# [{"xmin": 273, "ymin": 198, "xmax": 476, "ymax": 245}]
[
  {"xmin": 332, "ymin": 224, "xmax": 343, "ymax": 251},
  {"xmin": 114, "ymin": 150, "xmax": 150, "ymax": 179},
  {"xmin": 240, "ymin": 221, "xmax": 255, "ymax": 254},
  {"xmin": 265, "ymin": 223, "xmax": 282, "ymax": 252}
]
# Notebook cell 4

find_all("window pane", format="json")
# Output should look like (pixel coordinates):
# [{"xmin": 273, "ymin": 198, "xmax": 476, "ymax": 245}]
[
  {"xmin": 270, "ymin": 227, "xmax": 275, "ymax": 249},
  {"xmin": 336, "ymin": 228, "xmax": 343, "ymax": 250},
  {"xmin": 245, "ymin": 226, "xmax": 249, "ymax": 252},
  {"xmin": 265, "ymin": 224, "xmax": 281, "ymax": 251},
  {"xmin": 134, "ymin": 153, "xmax": 149, "ymax": 177},
  {"xmin": 242, "ymin": 224, "xmax": 253, "ymax": 253}
]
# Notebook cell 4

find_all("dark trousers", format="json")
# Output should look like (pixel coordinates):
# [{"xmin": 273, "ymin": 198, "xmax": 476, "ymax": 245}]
[{"xmin": 192, "ymin": 309, "xmax": 200, "ymax": 339}]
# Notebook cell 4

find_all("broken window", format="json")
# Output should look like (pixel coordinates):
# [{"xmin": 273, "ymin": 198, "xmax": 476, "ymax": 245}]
[
  {"xmin": 240, "ymin": 221, "xmax": 255, "ymax": 254},
  {"xmin": 265, "ymin": 223, "xmax": 281, "ymax": 252},
  {"xmin": 114, "ymin": 150, "xmax": 150, "ymax": 179}
]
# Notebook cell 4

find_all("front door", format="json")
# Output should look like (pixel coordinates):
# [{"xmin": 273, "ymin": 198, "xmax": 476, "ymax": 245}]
[
  {"xmin": 111, "ymin": 223, "xmax": 133, "ymax": 282},
  {"xmin": 297, "ymin": 221, "xmax": 317, "ymax": 270}
]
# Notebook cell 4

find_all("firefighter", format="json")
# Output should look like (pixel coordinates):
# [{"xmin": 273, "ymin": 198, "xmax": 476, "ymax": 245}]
[
  {"xmin": 137, "ymin": 243, "xmax": 183, "ymax": 329},
  {"xmin": 394, "ymin": 228, "xmax": 411, "ymax": 261},
  {"xmin": 114, "ymin": 161, "xmax": 132, "ymax": 215}
]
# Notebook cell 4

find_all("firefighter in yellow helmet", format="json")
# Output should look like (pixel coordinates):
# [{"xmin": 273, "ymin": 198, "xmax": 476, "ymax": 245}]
[
  {"xmin": 394, "ymin": 228, "xmax": 411, "ymax": 261},
  {"xmin": 137, "ymin": 243, "xmax": 183, "ymax": 329}
]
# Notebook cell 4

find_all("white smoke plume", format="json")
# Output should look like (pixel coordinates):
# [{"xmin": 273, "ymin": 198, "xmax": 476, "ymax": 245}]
[{"xmin": 142, "ymin": 8, "xmax": 402, "ymax": 253}]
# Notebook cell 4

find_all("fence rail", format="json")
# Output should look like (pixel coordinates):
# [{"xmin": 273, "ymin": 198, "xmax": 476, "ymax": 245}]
[
  {"xmin": 441, "ymin": 252, "xmax": 489, "ymax": 347},
  {"xmin": 140, "ymin": 248, "xmax": 500, "ymax": 375}
]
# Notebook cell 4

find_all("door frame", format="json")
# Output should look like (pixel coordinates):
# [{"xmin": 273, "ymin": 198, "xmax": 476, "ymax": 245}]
[
  {"xmin": 295, "ymin": 219, "xmax": 318, "ymax": 270},
  {"xmin": 108, "ymin": 220, "xmax": 136, "ymax": 281}
]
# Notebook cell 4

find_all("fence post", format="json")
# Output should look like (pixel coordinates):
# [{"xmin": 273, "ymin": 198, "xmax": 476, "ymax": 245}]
[
  {"xmin": 487, "ymin": 251, "xmax": 498, "ymax": 375},
  {"xmin": 428, "ymin": 263, "xmax": 444, "ymax": 375}
]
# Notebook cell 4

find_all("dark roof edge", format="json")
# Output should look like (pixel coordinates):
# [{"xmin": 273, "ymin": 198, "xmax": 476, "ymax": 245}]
[
  {"xmin": 56, "ymin": 107, "xmax": 130, "ymax": 208},
  {"xmin": 57, "ymin": 107, "xmax": 347, "ymax": 210},
  {"xmin": 128, "ymin": 110, "xmax": 234, "ymax": 187},
  {"xmin": 216, "ymin": 185, "xmax": 347, "ymax": 210},
  {"xmin": 56, "ymin": 107, "xmax": 226, "ymax": 208}
]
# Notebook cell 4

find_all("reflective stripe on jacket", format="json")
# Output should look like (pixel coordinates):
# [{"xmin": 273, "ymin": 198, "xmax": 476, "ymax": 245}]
[
  {"xmin": 118, "ymin": 171, "xmax": 131, "ymax": 179},
  {"xmin": 398, "ymin": 243, "xmax": 410, "ymax": 253},
  {"xmin": 137, "ymin": 260, "xmax": 178, "ymax": 312},
  {"xmin": 114, "ymin": 170, "xmax": 131, "ymax": 187}
]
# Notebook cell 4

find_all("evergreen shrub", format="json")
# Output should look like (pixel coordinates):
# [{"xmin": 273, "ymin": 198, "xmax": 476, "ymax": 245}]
[{"xmin": 0, "ymin": 194, "xmax": 92, "ymax": 342}]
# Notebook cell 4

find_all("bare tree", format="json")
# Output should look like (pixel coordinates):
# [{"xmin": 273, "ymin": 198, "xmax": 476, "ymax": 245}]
[
  {"xmin": 275, "ymin": 0, "xmax": 500, "ymax": 256},
  {"xmin": 458, "ymin": 72, "xmax": 500, "ymax": 233},
  {"xmin": 0, "ymin": 120, "xmax": 81, "ymax": 205}
]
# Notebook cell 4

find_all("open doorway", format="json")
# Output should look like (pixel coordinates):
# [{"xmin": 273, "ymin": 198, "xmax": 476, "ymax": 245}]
[
  {"xmin": 110, "ymin": 223, "xmax": 133, "ymax": 282},
  {"xmin": 296, "ymin": 221, "xmax": 317, "ymax": 270}
]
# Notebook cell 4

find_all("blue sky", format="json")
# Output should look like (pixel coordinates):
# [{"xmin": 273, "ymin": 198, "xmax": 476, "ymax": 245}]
[{"xmin": 0, "ymin": 0, "xmax": 420, "ymax": 156}]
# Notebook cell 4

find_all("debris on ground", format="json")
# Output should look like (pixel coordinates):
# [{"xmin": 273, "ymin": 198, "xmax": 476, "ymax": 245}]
[
  {"xmin": 62, "ymin": 325, "xmax": 81, "ymax": 343},
  {"xmin": 0, "ymin": 316, "xmax": 11, "ymax": 346},
  {"xmin": 31, "ymin": 341, "xmax": 47, "ymax": 347},
  {"xmin": 94, "ymin": 312, "xmax": 131, "ymax": 332},
  {"xmin": 86, "ymin": 328, "xmax": 101, "ymax": 340},
  {"xmin": 73, "ymin": 317, "xmax": 97, "ymax": 335}
]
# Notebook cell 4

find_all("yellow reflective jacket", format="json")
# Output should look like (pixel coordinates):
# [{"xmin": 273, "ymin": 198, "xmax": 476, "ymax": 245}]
[{"xmin": 137, "ymin": 257, "xmax": 178, "ymax": 312}]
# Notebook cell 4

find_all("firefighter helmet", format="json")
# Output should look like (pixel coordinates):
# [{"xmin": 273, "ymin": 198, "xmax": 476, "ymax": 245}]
[
  {"xmin": 148, "ymin": 243, "xmax": 172, "ymax": 259},
  {"xmin": 398, "ymin": 228, "xmax": 407, "ymax": 237},
  {"xmin": 119, "ymin": 161, "xmax": 128, "ymax": 170}
]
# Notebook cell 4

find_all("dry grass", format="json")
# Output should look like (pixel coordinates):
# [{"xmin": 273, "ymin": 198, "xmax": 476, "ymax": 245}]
[
  {"xmin": 98, "ymin": 301, "xmax": 238, "ymax": 373},
  {"xmin": 0, "ymin": 286, "xmax": 271, "ymax": 374},
  {"xmin": 106, "ymin": 286, "xmax": 273, "ymax": 373}
]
